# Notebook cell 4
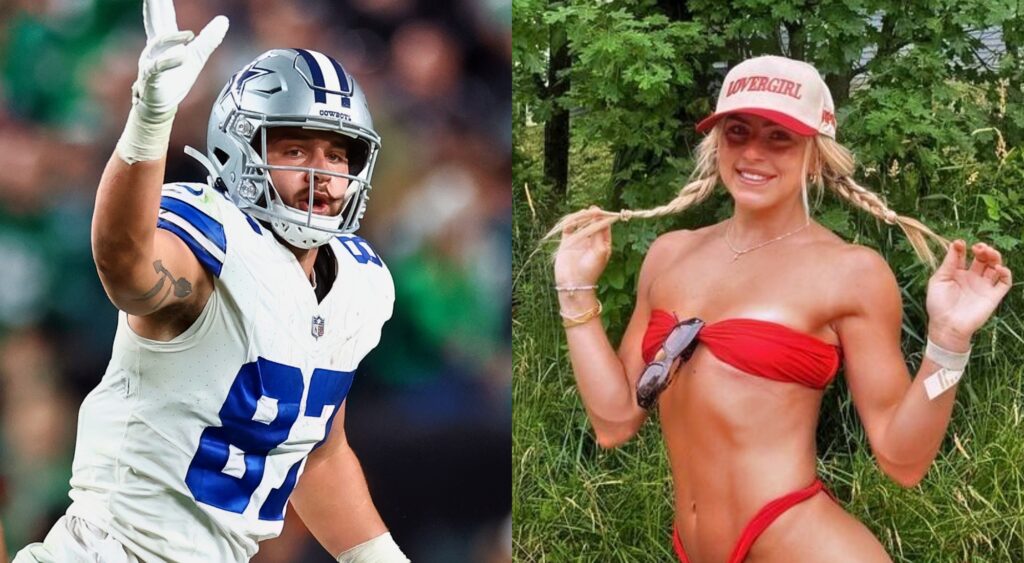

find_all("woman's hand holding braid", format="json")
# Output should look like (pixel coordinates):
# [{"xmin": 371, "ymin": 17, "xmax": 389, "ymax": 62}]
[
  {"xmin": 926, "ymin": 240, "xmax": 1013, "ymax": 351},
  {"xmin": 555, "ymin": 207, "xmax": 613, "ymax": 288}
]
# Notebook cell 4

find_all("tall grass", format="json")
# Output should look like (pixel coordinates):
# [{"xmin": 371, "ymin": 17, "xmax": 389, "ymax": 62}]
[{"xmin": 514, "ymin": 209, "xmax": 675, "ymax": 562}]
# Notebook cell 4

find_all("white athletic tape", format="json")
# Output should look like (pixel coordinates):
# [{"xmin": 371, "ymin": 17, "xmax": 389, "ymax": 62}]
[
  {"xmin": 336, "ymin": 532, "xmax": 409, "ymax": 563},
  {"xmin": 923, "ymin": 368, "xmax": 964, "ymax": 400}
]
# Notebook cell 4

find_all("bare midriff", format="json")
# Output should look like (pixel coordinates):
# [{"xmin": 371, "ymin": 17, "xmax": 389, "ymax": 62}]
[{"xmin": 662, "ymin": 347, "xmax": 825, "ymax": 562}]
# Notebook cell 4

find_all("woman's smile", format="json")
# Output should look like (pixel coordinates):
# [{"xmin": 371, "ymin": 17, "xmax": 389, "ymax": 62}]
[{"xmin": 735, "ymin": 167, "xmax": 777, "ymax": 186}]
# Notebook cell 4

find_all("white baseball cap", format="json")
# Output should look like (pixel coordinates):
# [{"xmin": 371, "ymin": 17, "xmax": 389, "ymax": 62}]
[{"xmin": 696, "ymin": 55, "xmax": 836, "ymax": 138}]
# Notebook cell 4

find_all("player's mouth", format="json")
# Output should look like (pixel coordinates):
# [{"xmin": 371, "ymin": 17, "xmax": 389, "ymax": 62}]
[
  {"xmin": 296, "ymin": 193, "xmax": 334, "ymax": 215},
  {"xmin": 735, "ymin": 167, "xmax": 776, "ymax": 186}
]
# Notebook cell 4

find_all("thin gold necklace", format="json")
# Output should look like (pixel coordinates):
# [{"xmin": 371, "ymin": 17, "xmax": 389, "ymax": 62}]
[{"xmin": 724, "ymin": 217, "xmax": 810, "ymax": 262}]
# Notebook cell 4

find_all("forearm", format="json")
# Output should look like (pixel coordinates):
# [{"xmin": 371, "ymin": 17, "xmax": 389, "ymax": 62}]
[
  {"xmin": 92, "ymin": 152, "xmax": 172, "ymax": 309},
  {"xmin": 93, "ymin": 152, "xmax": 166, "ymax": 265},
  {"xmin": 559, "ymin": 292, "xmax": 644, "ymax": 446},
  {"xmin": 291, "ymin": 443, "xmax": 388, "ymax": 556},
  {"xmin": 92, "ymin": 72, "xmax": 180, "ymax": 291},
  {"xmin": 876, "ymin": 324, "xmax": 972, "ymax": 484}
]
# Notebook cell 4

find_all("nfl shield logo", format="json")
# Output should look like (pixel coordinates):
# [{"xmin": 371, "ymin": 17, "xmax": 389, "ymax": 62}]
[{"xmin": 311, "ymin": 316, "xmax": 325, "ymax": 339}]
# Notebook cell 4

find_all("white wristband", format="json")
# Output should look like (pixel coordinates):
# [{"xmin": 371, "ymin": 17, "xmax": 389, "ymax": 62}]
[
  {"xmin": 115, "ymin": 104, "xmax": 177, "ymax": 165},
  {"xmin": 922, "ymin": 338, "xmax": 971, "ymax": 400},
  {"xmin": 336, "ymin": 532, "xmax": 410, "ymax": 563},
  {"xmin": 924, "ymin": 338, "xmax": 970, "ymax": 371}
]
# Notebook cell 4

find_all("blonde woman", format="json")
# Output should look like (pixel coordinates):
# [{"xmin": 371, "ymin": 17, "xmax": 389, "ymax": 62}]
[{"xmin": 551, "ymin": 56, "xmax": 1013, "ymax": 562}]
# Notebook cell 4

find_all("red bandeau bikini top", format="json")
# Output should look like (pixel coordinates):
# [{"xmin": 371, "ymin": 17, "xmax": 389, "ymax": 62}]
[{"xmin": 641, "ymin": 309, "xmax": 842, "ymax": 389}]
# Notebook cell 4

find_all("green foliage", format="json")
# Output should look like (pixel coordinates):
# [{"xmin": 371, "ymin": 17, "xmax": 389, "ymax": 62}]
[
  {"xmin": 514, "ymin": 0, "xmax": 1024, "ymax": 560},
  {"xmin": 548, "ymin": 5, "xmax": 708, "ymax": 154}
]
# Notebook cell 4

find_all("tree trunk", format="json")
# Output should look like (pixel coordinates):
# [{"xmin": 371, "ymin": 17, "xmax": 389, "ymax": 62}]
[
  {"xmin": 826, "ymin": 70, "xmax": 853, "ymax": 108},
  {"xmin": 785, "ymin": 21, "xmax": 805, "ymax": 61},
  {"xmin": 544, "ymin": 26, "xmax": 571, "ymax": 198}
]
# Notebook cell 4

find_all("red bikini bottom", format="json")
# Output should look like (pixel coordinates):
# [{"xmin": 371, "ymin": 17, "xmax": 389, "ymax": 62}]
[{"xmin": 672, "ymin": 479, "xmax": 830, "ymax": 563}]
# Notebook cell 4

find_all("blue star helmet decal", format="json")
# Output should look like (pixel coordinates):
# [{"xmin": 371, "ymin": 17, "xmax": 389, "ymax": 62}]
[{"xmin": 231, "ymin": 65, "xmax": 275, "ymax": 97}]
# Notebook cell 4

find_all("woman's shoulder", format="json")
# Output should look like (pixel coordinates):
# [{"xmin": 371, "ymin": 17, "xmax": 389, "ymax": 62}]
[
  {"xmin": 797, "ymin": 229, "xmax": 900, "ymax": 321},
  {"xmin": 638, "ymin": 228, "xmax": 698, "ymax": 282},
  {"xmin": 816, "ymin": 236, "xmax": 900, "ymax": 310},
  {"xmin": 643, "ymin": 227, "xmax": 709, "ymax": 263},
  {"xmin": 822, "ymin": 237, "xmax": 892, "ymax": 277},
  {"xmin": 804, "ymin": 223, "xmax": 890, "ymax": 269},
  {"xmin": 646, "ymin": 223, "xmax": 724, "ymax": 254},
  {"xmin": 639, "ymin": 225, "xmax": 732, "ymax": 285}
]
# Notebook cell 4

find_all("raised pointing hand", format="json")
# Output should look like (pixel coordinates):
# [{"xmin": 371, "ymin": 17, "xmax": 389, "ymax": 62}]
[{"xmin": 133, "ymin": 0, "xmax": 229, "ymax": 117}]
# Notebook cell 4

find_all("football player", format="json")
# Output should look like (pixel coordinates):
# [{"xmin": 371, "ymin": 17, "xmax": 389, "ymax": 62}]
[{"xmin": 13, "ymin": 0, "xmax": 408, "ymax": 561}]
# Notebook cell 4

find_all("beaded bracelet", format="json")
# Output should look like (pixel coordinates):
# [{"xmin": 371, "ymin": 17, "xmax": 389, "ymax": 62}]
[
  {"xmin": 555, "ymin": 283, "xmax": 598, "ymax": 297},
  {"xmin": 560, "ymin": 301, "xmax": 602, "ymax": 328}
]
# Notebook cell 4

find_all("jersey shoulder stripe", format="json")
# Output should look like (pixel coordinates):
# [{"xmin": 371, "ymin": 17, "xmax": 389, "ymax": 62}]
[
  {"xmin": 159, "ymin": 196, "xmax": 227, "ymax": 252},
  {"xmin": 156, "ymin": 183, "xmax": 227, "ymax": 278},
  {"xmin": 156, "ymin": 218, "xmax": 225, "ymax": 277}
]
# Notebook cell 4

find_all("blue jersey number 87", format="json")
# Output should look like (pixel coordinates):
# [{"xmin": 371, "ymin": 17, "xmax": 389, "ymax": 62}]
[{"xmin": 184, "ymin": 357, "xmax": 353, "ymax": 520}]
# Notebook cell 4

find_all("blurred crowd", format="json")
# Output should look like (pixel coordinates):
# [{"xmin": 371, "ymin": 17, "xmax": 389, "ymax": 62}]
[{"xmin": 0, "ymin": 0, "xmax": 511, "ymax": 562}]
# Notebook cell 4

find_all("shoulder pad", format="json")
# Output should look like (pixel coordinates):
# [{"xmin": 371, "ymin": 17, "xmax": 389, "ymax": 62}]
[
  {"xmin": 334, "ymin": 235, "xmax": 393, "ymax": 307},
  {"xmin": 157, "ymin": 183, "xmax": 228, "ymax": 277},
  {"xmin": 162, "ymin": 183, "xmax": 224, "ymax": 216}
]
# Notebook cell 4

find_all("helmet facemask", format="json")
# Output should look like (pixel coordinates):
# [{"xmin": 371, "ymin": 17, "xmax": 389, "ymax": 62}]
[
  {"xmin": 220, "ymin": 109, "xmax": 379, "ymax": 249},
  {"xmin": 200, "ymin": 49, "xmax": 382, "ymax": 249}
]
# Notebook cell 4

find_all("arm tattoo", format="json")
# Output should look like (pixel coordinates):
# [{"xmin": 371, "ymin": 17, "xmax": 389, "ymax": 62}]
[{"xmin": 135, "ymin": 260, "xmax": 193, "ymax": 306}]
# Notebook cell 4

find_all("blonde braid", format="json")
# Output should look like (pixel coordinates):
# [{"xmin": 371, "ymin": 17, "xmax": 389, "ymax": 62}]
[
  {"xmin": 544, "ymin": 127, "xmax": 723, "ymax": 243},
  {"xmin": 817, "ymin": 136, "xmax": 949, "ymax": 268},
  {"xmin": 546, "ymin": 126, "xmax": 950, "ymax": 270}
]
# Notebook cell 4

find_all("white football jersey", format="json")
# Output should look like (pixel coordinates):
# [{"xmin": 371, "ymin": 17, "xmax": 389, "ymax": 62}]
[{"xmin": 65, "ymin": 182, "xmax": 394, "ymax": 562}]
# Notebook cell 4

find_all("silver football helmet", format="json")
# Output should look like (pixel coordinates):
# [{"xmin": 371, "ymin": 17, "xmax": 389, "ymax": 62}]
[{"xmin": 191, "ymin": 48, "xmax": 381, "ymax": 248}]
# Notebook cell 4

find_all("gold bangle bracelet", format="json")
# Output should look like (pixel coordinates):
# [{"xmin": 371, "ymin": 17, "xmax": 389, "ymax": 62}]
[{"xmin": 560, "ymin": 301, "xmax": 602, "ymax": 328}]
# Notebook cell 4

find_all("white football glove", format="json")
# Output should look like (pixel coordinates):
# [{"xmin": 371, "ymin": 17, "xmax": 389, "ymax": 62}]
[{"xmin": 117, "ymin": 0, "xmax": 229, "ymax": 164}]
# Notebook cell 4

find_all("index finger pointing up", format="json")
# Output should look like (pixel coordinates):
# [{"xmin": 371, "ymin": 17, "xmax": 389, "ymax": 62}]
[{"xmin": 144, "ymin": 0, "xmax": 180, "ymax": 40}]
